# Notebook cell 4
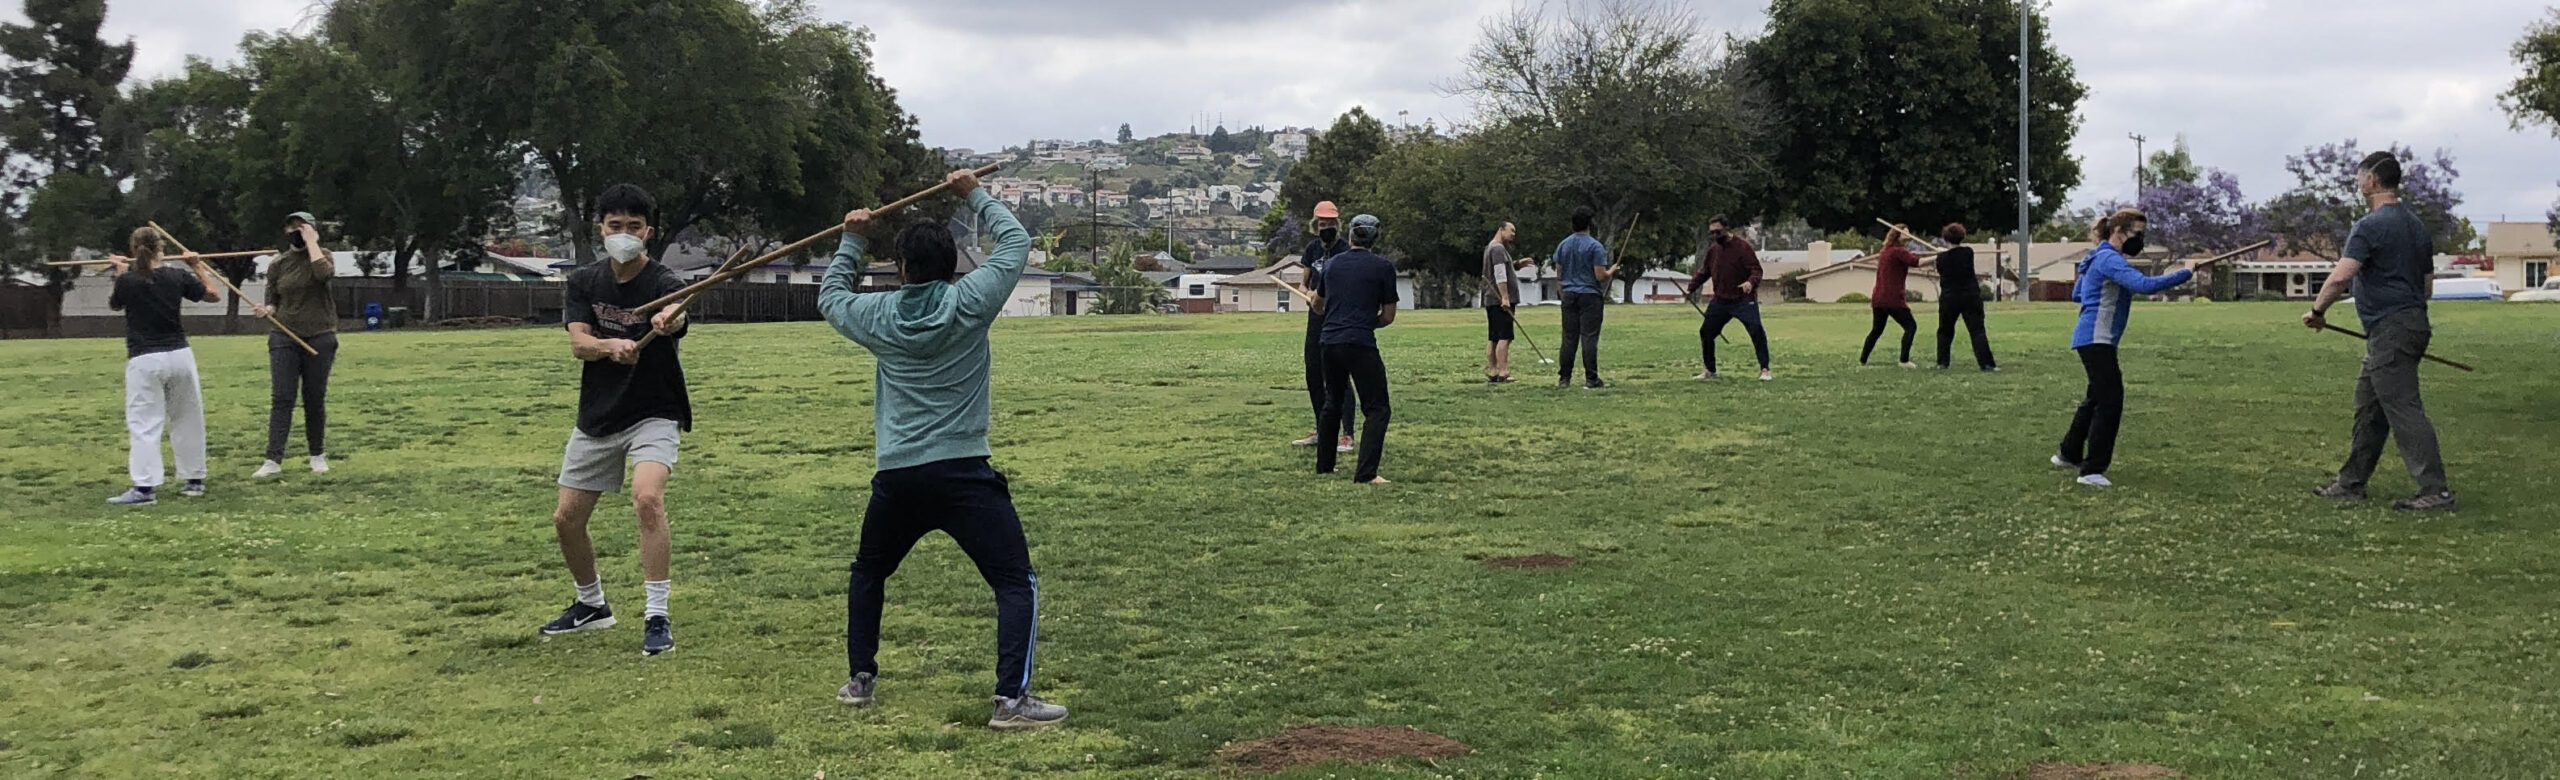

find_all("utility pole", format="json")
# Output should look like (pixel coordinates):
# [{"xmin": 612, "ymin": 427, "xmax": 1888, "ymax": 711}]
[
  {"xmin": 1089, "ymin": 165, "xmax": 1101, "ymax": 268},
  {"xmin": 2129, "ymin": 132, "xmax": 2148, "ymax": 201},
  {"xmin": 2015, "ymin": 0, "xmax": 2032, "ymax": 304}
]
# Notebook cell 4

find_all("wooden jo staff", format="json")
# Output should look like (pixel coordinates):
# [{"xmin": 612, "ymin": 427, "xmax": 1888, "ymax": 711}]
[
  {"xmin": 150, "ymin": 221, "xmax": 318, "ymax": 356},
  {"xmin": 48, "ymin": 248, "xmax": 275, "ymax": 267},
  {"xmin": 2317, "ymin": 323, "xmax": 2477, "ymax": 373},
  {"xmin": 633, "ymin": 244, "xmax": 754, "ymax": 350},
  {"xmin": 632, "ymin": 163, "xmax": 1004, "ymax": 315}
]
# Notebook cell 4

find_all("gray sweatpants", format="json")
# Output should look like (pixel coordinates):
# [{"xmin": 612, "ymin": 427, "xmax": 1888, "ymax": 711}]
[
  {"xmin": 2334, "ymin": 309, "xmax": 2450, "ymax": 494},
  {"xmin": 267, "ymin": 331, "xmax": 339, "ymax": 461}
]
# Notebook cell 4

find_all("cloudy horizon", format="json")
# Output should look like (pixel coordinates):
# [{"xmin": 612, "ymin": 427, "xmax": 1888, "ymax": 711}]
[{"xmin": 16, "ymin": 0, "xmax": 2557, "ymax": 230}]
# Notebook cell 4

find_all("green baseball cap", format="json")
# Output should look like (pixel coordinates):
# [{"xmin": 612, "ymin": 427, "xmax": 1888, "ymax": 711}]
[{"xmin": 285, "ymin": 211, "xmax": 317, "ymax": 225}]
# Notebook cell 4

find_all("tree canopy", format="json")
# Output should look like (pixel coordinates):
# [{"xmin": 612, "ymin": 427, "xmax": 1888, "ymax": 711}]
[{"xmin": 2263, "ymin": 141, "xmax": 2467, "ymax": 260}]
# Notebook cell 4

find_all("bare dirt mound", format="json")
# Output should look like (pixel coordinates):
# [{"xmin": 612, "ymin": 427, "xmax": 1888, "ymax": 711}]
[
  {"xmin": 1483, "ymin": 554, "xmax": 1575, "ymax": 569},
  {"xmin": 1216, "ymin": 725, "xmax": 1469, "ymax": 773},
  {"xmin": 2022, "ymin": 763, "xmax": 2182, "ymax": 780}
]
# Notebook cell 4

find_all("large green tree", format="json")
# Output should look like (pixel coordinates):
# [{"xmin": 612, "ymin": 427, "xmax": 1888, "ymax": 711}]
[
  {"xmin": 1350, "ymin": 133, "xmax": 1501, "ymax": 307},
  {"xmin": 1745, "ymin": 0, "xmax": 2085, "ymax": 236},
  {"xmin": 113, "ymin": 56, "xmax": 267, "ymax": 328},
  {"xmin": 0, "ymin": 0, "xmax": 134, "ymax": 277},
  {"xmin": 1453, "ymin": 1, "xmax": 1769, "ymax": 297},
  {"xmin": 2502, "ymin": 7, "xmax": 2560, "ymax": 248},
  {"xmin": 1277, "ymin": 107, "xmax": 1388, "ymax": 219}
]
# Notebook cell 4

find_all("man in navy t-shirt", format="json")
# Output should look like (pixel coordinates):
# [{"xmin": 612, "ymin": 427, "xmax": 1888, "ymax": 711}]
[{"xmin": 1311, "ymin": 214, "xmax": 1399, "ymax": 484}]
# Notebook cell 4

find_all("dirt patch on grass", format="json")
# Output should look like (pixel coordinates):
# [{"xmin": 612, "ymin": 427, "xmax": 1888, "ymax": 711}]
[
  {"xmin": 2022, "ymin": 763, "xmax": 2182, "ymax": 780},
  {"xmin": 1483, "ymin": 554, "xmax": 1575, "ymax": 569},
  {"xmin": 1216, "ymin": 725, "xmax": 1469, "ymax": 773}
]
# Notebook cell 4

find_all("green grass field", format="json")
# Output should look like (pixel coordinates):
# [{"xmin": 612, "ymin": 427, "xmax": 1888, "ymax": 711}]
[{"xmin": 3, "ymin": 301, "xmax": 2556, "ymax": 778}]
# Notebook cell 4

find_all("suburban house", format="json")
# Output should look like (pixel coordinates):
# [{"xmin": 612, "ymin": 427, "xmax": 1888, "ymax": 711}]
[
  {"xmin": 1170, "ymin": 144, "xmax": 1212, "ymax": 162},
  {"xmin": 1271, "ymin": 131, "xmax": 1311, "ymax": 160},
  {"xmin": 1212, "ymin": 263, "xmax": 1311, "ymax": 313},
  {"xmin": 1779, "ymin": 241, "xmax": 2006, "ymax": 303},
  {"xmin": 2487, "ymin": 221, "xmax": 2558, "ymax": 295},
  {"xmin": 1186, "ymin": 255, "xmax": 1262, "ymax": 275}
]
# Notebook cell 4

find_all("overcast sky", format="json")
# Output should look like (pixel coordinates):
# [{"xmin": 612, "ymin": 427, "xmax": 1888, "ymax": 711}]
[{"xmin": 18, "ymin": 0, "xmax": 2557, "ymax": 227}]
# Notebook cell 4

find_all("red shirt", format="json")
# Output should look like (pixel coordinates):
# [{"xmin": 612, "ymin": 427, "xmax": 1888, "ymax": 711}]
[
  {"xmin": 1689, "ymin": 236, "xmax": 1763, "ymax": 302},
  {"xmin": 1872, "ymin": 246, "xmax": 1920, "ymax": 308}
]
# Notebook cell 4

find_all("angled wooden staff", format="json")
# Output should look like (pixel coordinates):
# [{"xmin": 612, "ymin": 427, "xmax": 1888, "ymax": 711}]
[
  {"xmin": 49, "ymin": 248, "xmax": 274, "ymax": 267},
  {"xmin": 2317, "ymin": 323, "xmax": 2476, "ymax": 372},
  {"xmin": 633, "ymin": 163, "xmax": 1004, "ymax": 314},
  {"xmin": 151, "ymin": 221, "xmax": 317, "ymax": 355},
  {"xmin": 634, "ymin": 244, "xmax": 755, "ymax": 350}
]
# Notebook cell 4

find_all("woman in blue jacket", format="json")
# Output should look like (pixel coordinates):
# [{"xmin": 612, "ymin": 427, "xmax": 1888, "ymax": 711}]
[{"xmin": 2054, "ymin": 208, "xmax": 2192, "ymax": 487}]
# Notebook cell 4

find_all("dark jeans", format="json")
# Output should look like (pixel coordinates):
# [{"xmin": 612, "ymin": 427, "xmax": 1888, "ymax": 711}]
[
  {"xmin": 1700, "ymin": 298, "xmax": 1770, "ymax": 373},
  {"xmin": 2335, "ymin": 309, "xmax": 2450, "ymax": 494},
  {"xmin": 1315, "ymin": 343, "xmax": 1391, "ymax": 481},
  {"xmin": 2059, "ymin": 344, "xmax": 2124, "ymax": 476},
  {"xmin": 1303, "ymin": 317, "xmax": 1354, "ymax": 438},
  {"xmin": 1861, "ymin": 306, "xmax": 1917, "ymax": 364},
  {"xmin": 266, "ymin": 331, "xmax": 339, "ymax": 461},
  {"xmin": 846, "ymin": 456, "xmax": 1039, "ymax": 699},
  {"xmin": 1557, "ymin": 292, "xmax": 1606, "ymax": 382},
  {"xmin": 1935, "ymin": 299, "xmax": 1996, "ymax": 369}
]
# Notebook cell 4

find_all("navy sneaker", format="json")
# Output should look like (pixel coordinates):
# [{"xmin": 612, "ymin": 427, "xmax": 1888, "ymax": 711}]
[
  {"xmin": 538, "ymin": 601, "xmax": 615, "ymax": 635},
  {"xmin": 179, "ymin": 480, "xmax": 206, "ymax": 498},
  {"xmin": 107, "ymin": 487, "xmax": 156, "ymax": 506},
  {"xmin": 641, "ymin": 616, "xmax": 673, "ymax": 655}
]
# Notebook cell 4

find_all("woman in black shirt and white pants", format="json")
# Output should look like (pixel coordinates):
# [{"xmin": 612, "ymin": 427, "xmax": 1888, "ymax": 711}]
[{"xmin": 104, "ymin": 227, "xmax": 224, "ymax": 505}]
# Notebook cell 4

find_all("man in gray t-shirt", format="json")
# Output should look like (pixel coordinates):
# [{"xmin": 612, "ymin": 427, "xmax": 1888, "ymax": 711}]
[
  {"xmin": 2304, "ymin": 151, "xmax": 2453, "ymax": 512},
  {"xmin": 1480, "ymin": 221, "xmax": 1531, "ymax": 383}
]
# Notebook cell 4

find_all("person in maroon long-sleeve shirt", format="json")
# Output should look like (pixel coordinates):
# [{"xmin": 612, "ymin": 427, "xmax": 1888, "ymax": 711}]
[
  {"xmin": 1860, "ymin": 225, "xmax": 1925, "ymax": 367},
  {"xmin": 1686, "ymin": 216, "xmax": 1772, "ymax": 381}
]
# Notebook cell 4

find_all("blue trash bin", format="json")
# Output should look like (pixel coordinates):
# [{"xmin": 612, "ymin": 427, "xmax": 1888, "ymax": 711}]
[{"xmin": 363, "ymin": 302, "xmax": 384, "ymax": 331}]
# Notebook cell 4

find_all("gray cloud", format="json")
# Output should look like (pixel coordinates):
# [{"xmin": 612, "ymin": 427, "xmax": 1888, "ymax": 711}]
[{"xmin": 17, "ymin": 0, "xmax": 2555, "ymax": 227}]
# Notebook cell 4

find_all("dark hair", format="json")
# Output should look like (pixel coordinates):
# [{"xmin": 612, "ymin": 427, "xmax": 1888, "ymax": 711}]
[
  {"xmin": 2358, "ymin": 151, "xmax": 2402, "ymax": 189},
  {"xmin": 897, "ymin": 223, "xmax": 959, "ymax": 283},
  {"xmin": 595, "ymin": 184, "xmax": 655, "ymax": 223},
  {"xmin": 1708, "ymin": 215, "xmax": 1729, "ymax": 229},
  {"xmin": 1571, "ymin": 207, "xmax": 1595, "ymax": 233},
  {"xmin": 1941, "ymin": 222, "xmax": 1968, "ymax": 244}
]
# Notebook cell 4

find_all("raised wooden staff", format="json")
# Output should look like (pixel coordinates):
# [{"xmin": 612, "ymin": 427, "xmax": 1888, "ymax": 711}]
[
  {"xmin": 150, "ymin": 221, "xmax": 318, "ymax": 355},
  {"xmin": 1876, "ymin": 217, "xmax": 1950, "ymax": 252},
  {"xmin": 633, "ymin": 244, "xmax": 754, "ymax": 350},
  {"xmin": 49, "ymin": 248, "xmax": 275, "ymax": 267},
  {"xmin": 633, "ymin": 163, "xmax": 1004, "ymax": 314}
]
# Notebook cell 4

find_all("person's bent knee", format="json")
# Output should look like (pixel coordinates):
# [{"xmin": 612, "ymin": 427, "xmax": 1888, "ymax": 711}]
[{"xmin": 631, "ymin": 489, "xmax": 667, "ymax": 520}]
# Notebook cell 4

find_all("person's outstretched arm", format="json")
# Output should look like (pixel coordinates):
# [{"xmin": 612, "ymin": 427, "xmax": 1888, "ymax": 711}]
[
  {"xmin": 952, "ymin": 172, "xmax": 1032, "ymax": 325},
  {"xmin": 2102, "ymin": 253, "xmax": 2194, "ymax": 295}
]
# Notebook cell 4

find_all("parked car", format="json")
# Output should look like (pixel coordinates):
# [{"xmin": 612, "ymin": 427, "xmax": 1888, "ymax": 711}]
[
  {"xmin": 2431, "ymin": 277, "xmax": 2503, "ymax": 301},
  {"xmin": 2511, "ymin": 278, "xmax": 2560, "ymax": 302}
]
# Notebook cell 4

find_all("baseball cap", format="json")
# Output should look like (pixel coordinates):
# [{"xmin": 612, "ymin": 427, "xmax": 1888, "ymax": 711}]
[
  {"xmin": 1312, "ymin": 201, "xmax": 1339, "ymax": 219},
  {"xmin": 285, "ymin": 211, "xmax": 317, "ymax": 225},
  {"xmin": 1348, "ymin": 214, "xmax": 1381, "ymax": 244}
]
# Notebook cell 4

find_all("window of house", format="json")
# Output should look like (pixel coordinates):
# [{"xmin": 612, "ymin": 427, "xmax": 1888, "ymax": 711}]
[
  {"xmin": 777, "ymin": 273, "xmax": 791, "ymax": 283},
  {"xmin": 1188, "ymin": 284, "xmax": 1205, "ymax": 296},
  {"xmin": 2529, "ymin": 261, "xmax": 2550, "ymax": 289}
]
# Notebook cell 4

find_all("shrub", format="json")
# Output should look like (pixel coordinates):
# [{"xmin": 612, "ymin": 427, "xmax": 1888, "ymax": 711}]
[
  {"xmin": 1836, "ymin": 292, "xmax": 1870, "ymax": 304},
  {"xmin": 1905, "ymin": 290, "xmax": 1924, "ymax": 303},
  {"xmin": 2252, "ymin": 290, "xmax": 2287, "ymax": 302}
]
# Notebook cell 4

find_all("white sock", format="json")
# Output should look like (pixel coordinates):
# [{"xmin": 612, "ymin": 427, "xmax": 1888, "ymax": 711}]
[
  {"xmin": 644, "ymin": 580, "xmax": 670, "ymax": 618},
  {"xmin": 575, "ymin": 578, "xmax": 606, "ymax": 608}
]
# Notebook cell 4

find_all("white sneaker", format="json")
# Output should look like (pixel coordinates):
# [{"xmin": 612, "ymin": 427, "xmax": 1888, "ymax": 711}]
[
  {"xmin": 1692, "ymin": 371, "xmax": 1715, "ymax": 381},
  {"xmin": 1899, "ymin": 362, "xmax": 1917, "ymax": 369},
  {"xmin": 2076, "ymin": 474, "xmax": 2113, "ymax": 488},
  {"xmin": 2050, "ymin": 454, "xmax": 2076, "ymax": 470},
  {"xmin": 252, "ymin": 460, "xmax": 284, "ymax": 479},
  {"xmin": 309, "ymin": 455, "xmax": 330, "ymax": 474},
  {"xmin": 1758, "ymin": 369, "xmax": 1773, "ymax": 382},
  {"xmin": 1290, "ymin": 433, "xmax": 1322, "ymax": 447}
]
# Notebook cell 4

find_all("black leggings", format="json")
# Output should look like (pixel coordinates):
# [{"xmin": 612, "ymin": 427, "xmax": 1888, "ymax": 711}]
[
  {"xmin": 267, "ymin": 331, "xmax": 339, "ymax": 461},
  {"xmin": 1935, "ymin": 299, "xmax": 1996, "ymax": 369},
  {"xmin": 1302, "ymin": 319, "xmax": 1354, "ymax": 438},
  {"xmin": 847, "ymin": 457, "xmax": 1039, "ymax": 699},
  {"xmin": 1316, "ymin": 343, "xmax": 1391, "ymax": 482},
  {"xmin": 2058, "ymin": 345, "xmax": 2124, "ymax": 476},
  {"xmin": 1860, "ymin": 307, "xmax": 1916, "ymax": 364}
]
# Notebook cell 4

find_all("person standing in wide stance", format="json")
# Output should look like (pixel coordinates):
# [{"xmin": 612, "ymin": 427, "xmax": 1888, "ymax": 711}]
[
  {"xmin": 1552, "ymin": 207, "xmax": 1616, "ymax": 388},
  {"xmin": 822, "ymin": 169, "xmax": 1067, "ymax": 730},
  {"xmin": 2053, "ymin": 208, "xmax": 2190, "ymax": 488},
  {"xmin": 1859, "ymin": 224, "xmax": 1925, "ymax": 368},
  {"xmin": 2306, "ymin": 152, "xmax": 2457, "ymax": 512},
  {"xmin": 539, "ymin": 184, "xmax": 691, "ymax": 657},
  {"xmin": 251, "ymin": 211, "xmax": 339, "ymax": 478},
  {"xmin": 104, "ymin": 228, "xmax": 222, "ymax": 505},
  {"xmin": 1313, "ymin": 214, "xmax": 1399, "ymax": 483},
  {"xmin": 1481, "ymin": 221, "xmax": 1530, "ymax": 383},
  {"xmin": 1932, "ymin": 223, "xmax": 1998, "ymax": 371},
  {"xmin": 1291, "ymin": 201, "xmax": 1356, "ymax": 451},
  {"xmin": 1688, "ymin": 215, "xmax": 1772, "ymax": 381}
]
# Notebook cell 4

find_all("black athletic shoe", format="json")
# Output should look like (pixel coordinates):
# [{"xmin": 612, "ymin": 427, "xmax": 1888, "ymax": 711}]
[
  {"xmin": 179, "ymin": 480, "xmax": 206, "ymax": 498},
  {"xmin": 2312, "ymin": 482, "xmax": 2367, "ymax": 501},
  {"xmin": 539, "ymin": 601, "xmax": 616, "ymax": 635},
  {"xmin": 1584, "ymin": 378, "xmax": 1607, "ymax": 389},
  {"xmin": 642, "ymin": 616, "xmax": 673, "ymax": 655},
  {"xmin": 2392, "ymin": 491, "xmax": 2457, "ymax": 513},
  {"xmin": 1556, "ymin": 376, "xmax": 1571, "ymax": 388}
]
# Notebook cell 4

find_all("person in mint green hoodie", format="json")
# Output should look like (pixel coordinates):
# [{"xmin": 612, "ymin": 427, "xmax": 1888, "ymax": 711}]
[{"xmin": 817, "ymin": 168, "xmax": 1065, "ymax": 730}]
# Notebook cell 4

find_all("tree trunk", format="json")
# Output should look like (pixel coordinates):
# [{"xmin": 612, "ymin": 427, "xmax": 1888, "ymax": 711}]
[
  {"xmin": 541, "ymin": 149, "xmax": 594, "ymax": 266},
  {"xmin": 419, "ymin": 238, "xmax": 442, "ymax": 323}
]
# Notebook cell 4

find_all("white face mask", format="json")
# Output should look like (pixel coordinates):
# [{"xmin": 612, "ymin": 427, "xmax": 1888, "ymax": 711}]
[{"xmin": 603, "ymin": 232, "xmax": 646, "ymax": 264}]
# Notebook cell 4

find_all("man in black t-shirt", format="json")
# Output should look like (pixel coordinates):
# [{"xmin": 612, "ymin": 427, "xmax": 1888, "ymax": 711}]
[
  {"xmin": 1311, "ymin": 214, "xmax": 1399, "ymax": 484},
  {"xmin": 104, "ymin": 227, "xmax": 225, "ymax": 506},
  {"xmin": 538, "ymin": 184, "xmax": 694, "ymax": 655}
]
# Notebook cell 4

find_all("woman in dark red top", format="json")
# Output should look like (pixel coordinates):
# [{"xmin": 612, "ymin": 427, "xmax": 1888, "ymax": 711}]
[{"xmin": 1860, "ymin": 225, "xmax": 1924, "ymax": 367}]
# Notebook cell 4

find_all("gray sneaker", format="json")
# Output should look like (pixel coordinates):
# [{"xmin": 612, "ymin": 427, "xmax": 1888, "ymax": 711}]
[
  {"xmin": 836, "ymin": 672, "xmax": 875, "ymax": 707},
  {"xmin": 2312, "ymin": 482, "xmax": 2366, "ymax": 501},
  {"xmin": 106, "ymin": 487, "xmax": 156, "ymax": 506},
  {"xmin": 988, "ymin": 694, "xmax": 1067, "ymax": 730},
  {"xmin": 2392, "ymin": 491, "xmax": 2458, "ymax": 513}
]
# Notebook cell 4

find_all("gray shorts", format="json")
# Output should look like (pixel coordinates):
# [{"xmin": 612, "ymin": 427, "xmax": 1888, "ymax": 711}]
[{"xmin": 558, "ymin": 418, "xmax": 681, "ymax": 494}]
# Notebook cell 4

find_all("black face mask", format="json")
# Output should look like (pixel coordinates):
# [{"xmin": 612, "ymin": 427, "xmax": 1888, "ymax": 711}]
[
  {"xmin": 1711, "ymin": 230, "xmax": 1728, "ymax": 243},
  {"xmin": 2122, "ymin": 232, "xmax": 2146, "ymax": 257},
  {"xmin": 1318, "ymin": 228, "xmax": 1338, "ymax": 243}
]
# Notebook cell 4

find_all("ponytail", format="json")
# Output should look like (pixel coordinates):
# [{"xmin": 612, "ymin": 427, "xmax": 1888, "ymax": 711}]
[
  {"xmin": 2089, "ymin": 208, "xmax": 2145, "ymax": 244},
  {"xmin": 127, "ymin": 227, "xmax": 164, "ymax": 269}
]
